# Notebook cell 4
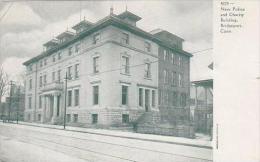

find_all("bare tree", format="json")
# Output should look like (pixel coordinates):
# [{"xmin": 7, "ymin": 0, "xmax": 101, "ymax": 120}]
[{"xmin": 0, "ymin": 66, "xmax": 9, "ymax": 118}]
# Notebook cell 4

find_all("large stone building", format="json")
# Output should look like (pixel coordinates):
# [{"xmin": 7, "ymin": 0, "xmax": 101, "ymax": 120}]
[{"xmin": 23, "ymin": 10, "xmax": 192, "ymax": 130}]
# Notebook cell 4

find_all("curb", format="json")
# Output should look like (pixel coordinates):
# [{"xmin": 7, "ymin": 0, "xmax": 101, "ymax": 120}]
[{"xmin": 2, "ymin": 121, "xmax": 212, "ymax": 149}]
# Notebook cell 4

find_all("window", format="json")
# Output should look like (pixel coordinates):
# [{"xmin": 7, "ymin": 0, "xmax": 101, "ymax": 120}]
[
  {"xmin": 152, "ymin": 90, "xmax": 155, "ymax": 107},
  {"xmin": 181, "ymin": 93, "xmax": 187, "ymax": 107},
  {"xmin": 93, "ymin": 56, "xmax": 99, "ymax": 73},
  {"xmin": 122, "ymin": 85, "xmax": 128, "ymax": 105},
  {"xmin": 52, "ymin": 55, "xmax": 56, "ymax": 62},
  {"xmin": 173, "ymin": 91, "xmax": 177, "ymax": 106},
  {"xmin": 144, "ymin": 42, "xmax": 151, "ymax": 52},
  {"xmin": 163, "ymin": 70, "xmax": 167, "ymax": 83},
  {"xmin": 68, "ymin": 90, "xmax": 72, "ymax": 107},
  {"xmin": 66, "ymin": 114, "xmax": 71, "ymax": 122},
  {"xmin": 178, "ymin": 55, "xmax": 181, "ymax": 66},
  {"xmin": 73, "ymin": 114, "xmax": 78, "ymax": 123},
  {"xmin": 52, "ymin": 72, "xmax": 55, "ymax": 82},
  {"xmin": 178, "ymin": 73, "xmax": 183, "ymax": 87},
  {"xmin": 28, "ymin": 114, "xmax": 31, "ymax": 121},
  {"xmin": 57, "ymin": 70, "xmax": 61, "ymax": 82},
  {"xmin": 121, "ymin": 33, "xmax": 129, "ymax": 44},
  {"xmin": 29, "ymin": 79, "xmax": 32, "ymax": 90},
  {"xmin": 171, "ymin": 53, "xmax": 175, "ymax": 64},
  {"xmin": 121, "ymin": 56, "xmax": 129, "ymax": 74},
  {"xmin": 158, "ymin": 89, "xmax": 162, "ymax": 105},
  {"xmin": 74, "ymin": 89, "xmax": 79, "ymax": 106},
  {"xmin": 122, "ymin": 114, "xmax": 129, "ymax": 123},
  {"xmin": 180, "ymin": 57, "xmax": 185, "ymax": 67},
  {"xmin": 43, "ymin": 74, "xmax": 47, "ymax": 84},
  {"xmin": 92, "ymin": 114, "xmax": 98, "ymax": 124},
  {"xmin": 67, "ymin": 66, "xmax": 72, "ymax": 79},
  {"xmin": 44, "ymin": 59, "xmax": 47, "ymax": 65},
  {"xmin": 164, "ymin": 50, "xmax": 167, "ymax": 60},
  {"xmin": 58, "ymin": 52, "xmax": 62, "ymax": 60},
  {"xmin": 39, "ymin": 76, "xmax": 43, "ymax": 87},
  {"xmin": 28, "ymin": 97, "xmax": 32, "ymax": 109},
  {"xmin": 144, "ymin": 63, "xmax": 151, "ymax": 78},
  {"xmin": 75, "ymin": 64, "xmax": 79, "ymax": 79},
  {"xmin": 40, "ymin": 61, "xmax": 43, "ymax": 67},
  {"xmin": 164, "ymin": 90, "xmax": 169, "ymax": 106},
  {"xmin": 139, "ymin": 88, "xmax": 143, "ymax": 107},
  {"xmin": 93, "ymin": 33, "xmax": 100, "ymax": 44},
  {"xmin": 93, "ymin": 86, "xmax": 99, "ymax": 105},
  {"xmin": 75, "ymin": 44, "xmax": 80, "ymax": 53},
  {"xmin": 39, "ymin": 96, "xmax": 42, "ymax": 109},
  {"xmin": 68, "ymin": 47, "xmax": 72, "ymax": 56},
  {"xmin": 171, "ymin": 71, "xmax": 174, "ymax": 86},
  {"xmin": 38, "ymin": 114, "xmax": 41, "ymax": 121}
]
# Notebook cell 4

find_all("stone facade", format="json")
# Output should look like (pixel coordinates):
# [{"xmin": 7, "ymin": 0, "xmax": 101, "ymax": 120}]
[
  {"xmin": 24, "ymin": 12, "xmax": 159, "ymax": 127},
  {"xmin": 23, "ymin": 11, "xmax": 192, "ymax": 136}
]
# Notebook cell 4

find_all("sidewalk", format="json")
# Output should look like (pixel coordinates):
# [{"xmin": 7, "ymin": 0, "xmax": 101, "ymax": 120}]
[{"xmin": 6, "ymin": 121, "xmax": 212, "ymax": 149}]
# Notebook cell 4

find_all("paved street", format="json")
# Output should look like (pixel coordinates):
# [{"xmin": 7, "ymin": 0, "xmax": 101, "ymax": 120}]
[{"xmin": 0, "ymin": 123, "xmax": 212, "ymax": 162}]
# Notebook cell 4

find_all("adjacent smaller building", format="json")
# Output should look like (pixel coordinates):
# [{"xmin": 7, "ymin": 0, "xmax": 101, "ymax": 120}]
[
  {"xmin": 190, "ymin": 79, "xmax": 213, "ymax": 135},
  {"xmin": 2, "ymin": 85, "xmax": 25, "ymax": 121}
]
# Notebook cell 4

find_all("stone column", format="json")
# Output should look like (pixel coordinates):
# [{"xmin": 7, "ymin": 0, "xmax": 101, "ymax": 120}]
[
  {"xmin": 52, "ymin": 94, "xmax": 58, "ymax": 123},
  {"xmin": 142, "ymin": 88, "xmax": 145, "ymax": 110},
  {"xmin": 195, "ymin": 86, "xmax": 198, "ymax": 109},
  {"xmin": 45, "ymin": 96, "xmax": 49, "ymax": 121},
  {"xmin": 42, "ymin": 95, "xmax": 47, "ymax": 123}
]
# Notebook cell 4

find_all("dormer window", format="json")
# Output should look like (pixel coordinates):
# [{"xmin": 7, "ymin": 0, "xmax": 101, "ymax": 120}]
[
  {"xmin": 117, "ymin": 11, "xmax": 142, "ymax": 26},
  {"xmin": 43, "ymin": 39, "xmax": 59, "ymax": 51},
  {"xmin": 93, "ymin": 33, "xmax": 100, "ymax": 44},
  {"xmin": 72, "ymin": 20, "xmax": 93, "ymax": 34},
  {"xmin": 56, "ymin": 31, "xmax": 75, "ymax": 44}
]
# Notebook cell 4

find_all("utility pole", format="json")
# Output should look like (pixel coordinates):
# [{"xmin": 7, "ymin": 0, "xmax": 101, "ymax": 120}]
[
  {"xmin": 8, "ymin": 80, "xmax": 14, "ymax": 122},
  {"xmin": 16, "ymin": 85, "xmax": 20, "ymax": 124},
  {"xmin": 63, "ymin": 72, "xmax": 68, "ymax": 129}
]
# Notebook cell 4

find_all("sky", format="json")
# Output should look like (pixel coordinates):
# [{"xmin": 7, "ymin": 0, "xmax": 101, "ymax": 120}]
[{"xmin": 0, "ymin": 0, "xmax": 212, "ymax": 82}]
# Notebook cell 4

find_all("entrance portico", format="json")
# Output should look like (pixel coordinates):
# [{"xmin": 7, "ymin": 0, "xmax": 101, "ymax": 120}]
[
  {"xmin": 41, "ymin": 82, "xmax": 63, "ymax": 124},
  {"xmin": 42, "ymin": 92, "xmax": 62, "ymax": 123}
]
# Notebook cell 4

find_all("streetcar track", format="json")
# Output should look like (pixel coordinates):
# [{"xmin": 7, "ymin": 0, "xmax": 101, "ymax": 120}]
[
  {"xmin": 0, "ymin": 123, "xmax": 213, "ymax": 162},
  {"xmin": 16, "ymin": 126, "xmax": 212, "ymax": 161},
  {"xmin": 19, "ymin": 122, "xmax": 212, "ymax": 149},
  {"xmin": 12, "ymin": 135, "xmax": 138, "ymax": 162}
]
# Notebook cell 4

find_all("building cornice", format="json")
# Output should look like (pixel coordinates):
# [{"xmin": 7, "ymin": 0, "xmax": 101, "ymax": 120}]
[{"xmin": 23, "ymin": 15, "xmax": 192, "ymax": 66}]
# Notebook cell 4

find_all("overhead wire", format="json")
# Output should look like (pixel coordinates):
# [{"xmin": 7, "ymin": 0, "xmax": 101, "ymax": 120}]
[{"xmin": 0, "ymin": 2, "xmax": 13, "ymax": 23}]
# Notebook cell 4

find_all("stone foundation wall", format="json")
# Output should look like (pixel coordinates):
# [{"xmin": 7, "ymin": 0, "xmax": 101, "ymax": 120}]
[
  {"xmin": 65, "ymin": 108, "xmax": 145, "ymax": 127},
  {"xmin": 137, "ymin": 124, "xmax": 195, "ymax": 138}
]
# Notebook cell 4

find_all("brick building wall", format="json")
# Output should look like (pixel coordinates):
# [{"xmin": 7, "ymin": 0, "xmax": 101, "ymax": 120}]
[{"xmin": 157, "ymin": 45, "xmax": 191, "ymax": 125}]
